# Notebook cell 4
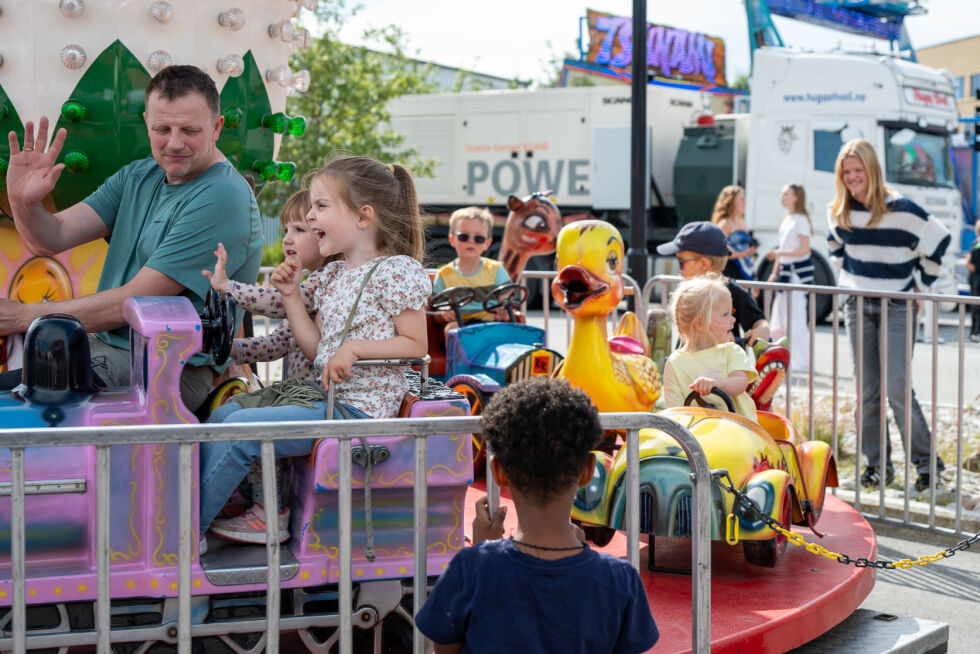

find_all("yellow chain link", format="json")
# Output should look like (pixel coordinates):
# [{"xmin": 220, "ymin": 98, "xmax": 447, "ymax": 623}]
[{"xmin": 772, "ymin": 522, "xmax": 950, "ymax": 567}]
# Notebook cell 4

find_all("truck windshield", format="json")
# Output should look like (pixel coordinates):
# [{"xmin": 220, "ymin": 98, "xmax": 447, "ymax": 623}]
[{"xmin": 883, "ymin": 127, "xmax": 955, "ymax": 189}]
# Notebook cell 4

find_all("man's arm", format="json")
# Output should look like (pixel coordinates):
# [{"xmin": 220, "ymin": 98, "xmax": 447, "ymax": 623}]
[
  {"xmin": 0, "ymin": 266, "xmax": 184, "ymax": 336},
  {"xmin": 8, "ymin": 119, "xmax": 111, "ymax": 255}
]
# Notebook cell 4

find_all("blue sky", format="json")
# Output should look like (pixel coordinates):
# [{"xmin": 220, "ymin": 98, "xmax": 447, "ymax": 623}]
[{"xmin": 336, "ymin": 1, "xmax": 978, "ymax": 84}]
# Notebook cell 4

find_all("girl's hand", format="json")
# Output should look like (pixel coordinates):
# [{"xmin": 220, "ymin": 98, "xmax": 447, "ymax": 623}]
[
  {"xmin": 689, "ymin": 376, "xmax": 718, "ymax": 397},
  {"xmin": 324, "ymin": 341, "xmax": 358, "ymax": 384},
  {"xmin": 271, "ymin": 256, "xmax": 302, "ymax": 298},
  {"xmin": 745, "ymin": 245, "xmax": 758, "ymax": 257},
  {"xmin": 201, "ymin": 242, "xmax": 230, "ymax": 293},
  {"xmin": 766, "ymin": 249, "xmax": 778, "ymax": 261}
]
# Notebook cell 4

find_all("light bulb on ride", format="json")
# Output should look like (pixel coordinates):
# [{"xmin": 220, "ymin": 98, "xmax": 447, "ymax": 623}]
[
  {"xmin": 217, "ymin": 54, "xmax": 245, "ymax": 77},
  {"xmin": 289, "ymin": 69, "xmax": 311, "ymax": 94},
  {"xmin": 293, "ymin": 27, "xmax": 312, "ymax": 50},
  {"xmin": 148, "ymin": 1, "xmax": 174, "ymax": 24},
  {"xmin": 268, "ymin": 20, "xmax": 295, "ymax": 43},
  {"xmin": 59, "ymin": 0, "xmax": 85, "ymax": 19},
  {"xmin": 147, "ymin": 50, "xmax": 174, "ymax": 75},
  {"xmin": 61, "ymin": 45, "xmax": 87, "ymax": 70},
  {"xmin": 218, "ymin": 8, "xmax": 245, "ymax": 31},
  {"xmin": 265, "ymin": 65, "xmax": 292, "ymax": 88}
]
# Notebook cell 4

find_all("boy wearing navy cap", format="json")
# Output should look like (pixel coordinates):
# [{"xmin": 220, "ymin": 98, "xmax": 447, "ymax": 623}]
[{"xmin": 657, "ymin": 221, "xmax": 770, "ymax": 344}]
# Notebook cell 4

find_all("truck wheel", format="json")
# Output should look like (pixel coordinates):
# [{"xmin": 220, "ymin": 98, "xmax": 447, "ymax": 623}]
[{"xmin": 755, "ymin": 253, "xmax": 834, "ymax": 324}]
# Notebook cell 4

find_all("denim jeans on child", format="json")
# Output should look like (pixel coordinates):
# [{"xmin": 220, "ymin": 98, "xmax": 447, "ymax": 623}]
[
  {"xmin": 200, "ymin": 399, "xmax": 370, "ymax": 532},
  {"xmin": 843, "ymin": 296, "xmax": 944, "ymax": 477}
]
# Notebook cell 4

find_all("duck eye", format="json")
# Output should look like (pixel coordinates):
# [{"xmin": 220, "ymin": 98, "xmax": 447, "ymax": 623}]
[{"xmin": 605, "ymin": 250, "xmax": 618, "ymax": 275}]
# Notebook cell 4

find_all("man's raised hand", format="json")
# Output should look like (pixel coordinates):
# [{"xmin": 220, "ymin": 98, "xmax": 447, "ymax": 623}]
[{"xmin": 6, "ymin": 118, "xmax": 68, "ymax": 209}]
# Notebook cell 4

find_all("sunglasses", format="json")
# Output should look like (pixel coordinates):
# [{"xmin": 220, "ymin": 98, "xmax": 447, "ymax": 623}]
[{"xmin": 454, "ymin": 232, "xmax": 488, "ymax": 244}]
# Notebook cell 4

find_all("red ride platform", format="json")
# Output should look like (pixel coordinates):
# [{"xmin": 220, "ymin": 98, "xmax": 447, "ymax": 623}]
[{"xmin": 463, "ymin": 488, "xmax": 875, "ymax": 654}]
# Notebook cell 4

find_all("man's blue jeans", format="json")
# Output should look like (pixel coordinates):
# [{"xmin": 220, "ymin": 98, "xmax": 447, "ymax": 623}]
[
  {"xmin": 200, "ymin": 399, "xmax": 370, "ymax": 533},
  {"xmin": 843, "ymin": 296, "xmax": 943, "ymax": 476}
]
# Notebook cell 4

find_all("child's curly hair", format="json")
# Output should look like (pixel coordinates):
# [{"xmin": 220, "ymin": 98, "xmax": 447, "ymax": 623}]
[{"xmin": 481, "ymin": 378, "xmax": 602, "ymax": 503}]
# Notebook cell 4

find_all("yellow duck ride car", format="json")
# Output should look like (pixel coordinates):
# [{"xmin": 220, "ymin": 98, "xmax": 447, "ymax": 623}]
[{"xmin": 550, "ymin": 220, "xmax": 838, "ymax": 567}]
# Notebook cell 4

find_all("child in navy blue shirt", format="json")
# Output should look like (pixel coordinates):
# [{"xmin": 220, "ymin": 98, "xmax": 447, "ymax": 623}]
[{"xmin": 415, "ymin": 378, "xmax": 658, "ymax": 653}]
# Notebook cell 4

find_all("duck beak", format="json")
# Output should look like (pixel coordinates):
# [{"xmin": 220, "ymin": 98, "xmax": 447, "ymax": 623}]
[{"xmin": 552, "ymin": 265, "xmax": 609, "ymax": 310}]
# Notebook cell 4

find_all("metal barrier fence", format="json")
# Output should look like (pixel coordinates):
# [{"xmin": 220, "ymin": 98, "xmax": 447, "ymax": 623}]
[
  {"xmin": 251, "ymin": 265, "xmax": 980, "ymax": 540},
  {"xmin": 642, "ymin": 274, "xmax": 980, "ymax": 540},
  {"xmin": 0, "ymin": 413, "xmax": 711, "ymax": 654}
]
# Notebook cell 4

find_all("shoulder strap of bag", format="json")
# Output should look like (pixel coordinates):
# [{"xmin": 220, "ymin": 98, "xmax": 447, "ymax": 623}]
[{"xmin": 337, "ymin": 257, "xmax": 387, "ymax": 345}]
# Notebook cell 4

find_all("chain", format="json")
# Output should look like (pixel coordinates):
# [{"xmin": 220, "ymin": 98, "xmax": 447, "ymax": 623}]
[{"xmin": 712, "ymin": 470, "xmax": 980, "ymax": 569}]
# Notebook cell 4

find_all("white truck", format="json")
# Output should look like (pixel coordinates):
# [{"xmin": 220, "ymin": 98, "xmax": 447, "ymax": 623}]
[
  {"xmin": 388, "ymin": 47, "xmax": 962, "ymax": 309},
  {"xmin": 740, "ymin": 47, "xmax": 962, "ymax": 297},
  {"xmin": 387, "ymin": 80, "xmax": 727, "ymax": 264}
]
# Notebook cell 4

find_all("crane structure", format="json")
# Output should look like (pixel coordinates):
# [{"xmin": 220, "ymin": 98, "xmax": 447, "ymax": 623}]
[{"xmin": 745, "ymin": 0, "xmax": 928, "ymax": 62}]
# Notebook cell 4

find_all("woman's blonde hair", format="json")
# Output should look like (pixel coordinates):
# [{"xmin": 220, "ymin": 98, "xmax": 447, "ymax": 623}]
[
  {"xmin": 830, "ymin": 139, "xmax": 891, "ymax": 230},
  {"xmin": 710, "ymin": 185, "xmax": 744, "ymax": 225},
  {"xmin": 669, "ymin": 273, "xmax": 729, "ymax": 344},
  {"xmin": 306, "ymin": 154, "xmax": 425, "ymax": 261},
  {"xmin": 783, "ymin": 183, "xmax": 812, "ymax": 234}
]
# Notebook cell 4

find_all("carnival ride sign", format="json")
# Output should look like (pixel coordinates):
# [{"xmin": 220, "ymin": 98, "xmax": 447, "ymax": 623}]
[{"xmin": 585, "ymin": 9, "xmax": 727, "ymax": 87}]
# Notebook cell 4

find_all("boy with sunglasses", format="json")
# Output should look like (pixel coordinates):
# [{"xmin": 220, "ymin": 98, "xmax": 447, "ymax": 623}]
[{"xmin": 433, "ymin": 206, "xmax": 511, "ymax": 332}]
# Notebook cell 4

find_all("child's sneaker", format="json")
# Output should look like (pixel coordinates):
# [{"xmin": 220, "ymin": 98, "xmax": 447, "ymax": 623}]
[
  {"xmin": 210, "ymin": 503, "xmax": 290, "ymax": 544},
  {"xmin": 216, "ymin": 487, "xmax": 252, "ymax": 519}
]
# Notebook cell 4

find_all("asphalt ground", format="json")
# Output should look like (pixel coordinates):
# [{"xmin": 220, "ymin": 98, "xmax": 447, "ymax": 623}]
[{"xmin": 858, "ymin": 522, "xmax": 980, "ymax": 654}]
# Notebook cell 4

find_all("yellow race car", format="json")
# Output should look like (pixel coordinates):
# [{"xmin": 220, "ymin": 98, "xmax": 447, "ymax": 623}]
[{"xmin": 572, "ymin": 395, "xmax": 838, "ymax": 567}]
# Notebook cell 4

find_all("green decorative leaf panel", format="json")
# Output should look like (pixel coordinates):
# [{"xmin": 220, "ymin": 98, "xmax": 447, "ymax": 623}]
[
  {"xmin": 216, "ymin": 51, "xmax": 274, "ymax": 196},
  {"xmin": 51, "ymin": 41, "xmax": 152, "ymax": 211}
]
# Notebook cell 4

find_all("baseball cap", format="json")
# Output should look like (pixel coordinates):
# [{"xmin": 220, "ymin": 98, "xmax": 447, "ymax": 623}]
[{"xmin": 656, "ymin": 221, "xmax": 730, "ymax": 257}]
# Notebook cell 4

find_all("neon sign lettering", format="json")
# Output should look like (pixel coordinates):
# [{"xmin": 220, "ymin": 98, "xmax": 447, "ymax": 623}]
[{"xmin": 586, "ymin": 11, "xmax": 727, "ymax": 87}]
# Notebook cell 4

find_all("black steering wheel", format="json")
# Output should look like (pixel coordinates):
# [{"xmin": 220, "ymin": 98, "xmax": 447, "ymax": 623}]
[
  {"xmin": 200, "ymin": 288, "xmax": 236, "ymax": 366},
  {"xmin": 428, "ymin": 286, "xmax": 477, "ymax": 327},
  {"xmin": 684, "ymin": 387, "xmax": 737, "ymax": 413},
  {"xmin": 482, "ymin": 283, "xmax": 528, "ymax": 323}
]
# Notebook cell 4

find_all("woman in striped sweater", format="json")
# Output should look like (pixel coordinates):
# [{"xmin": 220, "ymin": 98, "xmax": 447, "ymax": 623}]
[{"xmin": 827, "ymin": 139, "xmax": 950, "ymax": 494}]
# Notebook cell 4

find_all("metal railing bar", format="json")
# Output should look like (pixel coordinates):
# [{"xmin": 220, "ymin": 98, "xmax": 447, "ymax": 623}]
[
  {"xmin": 855, "ymin": 295, "xmax": 864, "ymax": 511},
  {"xmin": 96, "ymin": 445, "xmax": 111, "ymax": 653},
  {"xmin": 261, "ymin": 440, "xmax": 281, "ymax": 654},
  {"xmin": 903, "ymin": 298, "xmax": 913, "ymax": 522},
  {"xmin": 11, "ymin": 448, "xmax": 25, "ymax": 654},
  {"xmin": 412, "ymin": 432, "xmax": 428, "ymax": 654},
  {"xmin": 831, "ymin": 295, "xmax": 840, "ymax": 497},
  {"xmin": 879, "ymin": 299, "xmax": 888, "ymax": 520},
  {"xmin": 338, "ymin": 437, "xmax": 352, "ymax": 654},
  {"xmin": 956, "ymin": 306, "xmax": 965, "ymax": 533},
  {"xmin": 626, "ymin": 428, "xmax": 640, "ymax": 570},
  {"xmin": 178, "ymin": 443, "xmax": 193, "ymax": 654},
  {"xmin": 929, "ymin": 300, "xmax": 939, "ymax": 528}
]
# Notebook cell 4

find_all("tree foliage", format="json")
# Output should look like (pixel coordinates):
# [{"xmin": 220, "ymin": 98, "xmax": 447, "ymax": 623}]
[{"xmin": 259, "ymin": 0, "xmax": 438, "ymax": 218}]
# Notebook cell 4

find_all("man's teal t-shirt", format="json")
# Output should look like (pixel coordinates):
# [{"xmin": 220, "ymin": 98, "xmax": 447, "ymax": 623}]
[{"xmin": 84, "ymin": 158, "xmax": 263, "ymax": 366}]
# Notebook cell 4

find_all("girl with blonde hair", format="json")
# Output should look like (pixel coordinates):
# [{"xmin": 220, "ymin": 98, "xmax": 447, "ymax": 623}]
[
  {"xmin": 827, "ymin": 138, "xmax": 950, "ymax": 493},
  {"xmin": 711, "ymin": 185, "xmax": 757, "ymax": 280},
  {"xmin": 663, "ymin": 274, "xmax": 758, "ymax": 420}
]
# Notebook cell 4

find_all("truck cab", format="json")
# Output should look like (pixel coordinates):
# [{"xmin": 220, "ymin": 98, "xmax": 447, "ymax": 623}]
[{"xmin": 742, "ymin": 48, "xmax": 962, "ymax": 294}]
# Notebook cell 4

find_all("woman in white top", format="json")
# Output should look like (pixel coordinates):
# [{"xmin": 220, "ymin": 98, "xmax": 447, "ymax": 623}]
[{"xmin": 766, "ymin": 183, "xmax": 813, "ymax": 372}]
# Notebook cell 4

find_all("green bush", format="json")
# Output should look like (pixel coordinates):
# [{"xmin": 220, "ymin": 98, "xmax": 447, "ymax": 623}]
[{"xmin": 262, "ymin": 241, "xmax": 284, "ymax": 267}]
